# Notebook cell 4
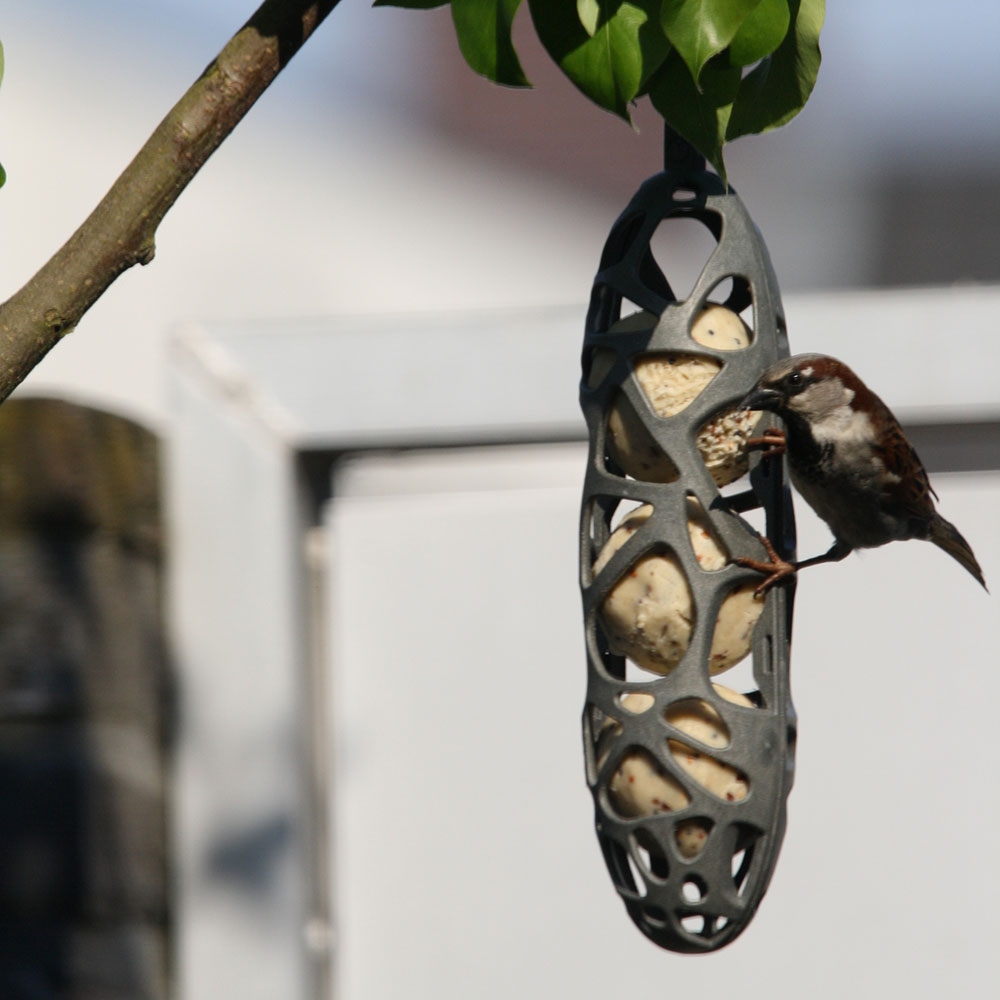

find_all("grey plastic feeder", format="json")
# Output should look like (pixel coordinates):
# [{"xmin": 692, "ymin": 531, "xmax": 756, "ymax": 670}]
[{"xmin": 578, "ymin": 133, "xmax": 798, "ymax": 952}]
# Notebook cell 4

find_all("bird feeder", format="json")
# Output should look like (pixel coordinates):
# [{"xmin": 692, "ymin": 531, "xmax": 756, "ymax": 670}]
[{"xmin": 578, "ymin": 131, "xmax": 798, "ymax": 952}]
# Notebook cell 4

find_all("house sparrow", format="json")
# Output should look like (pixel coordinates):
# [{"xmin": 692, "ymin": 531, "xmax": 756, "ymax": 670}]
[{"xmin": 735, "ymin": 353, "xmax": 987, "ymax": 594}]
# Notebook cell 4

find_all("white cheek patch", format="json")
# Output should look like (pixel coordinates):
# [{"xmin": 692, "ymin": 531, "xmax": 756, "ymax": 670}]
[{"xmin": 811, "ymin": 403, "xmax": 871, "ymax": 444}]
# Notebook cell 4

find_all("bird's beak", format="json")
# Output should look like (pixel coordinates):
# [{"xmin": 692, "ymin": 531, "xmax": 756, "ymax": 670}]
[{"xmin": 738, "ymin": 384, "xmax": 783, "ymax": 412}]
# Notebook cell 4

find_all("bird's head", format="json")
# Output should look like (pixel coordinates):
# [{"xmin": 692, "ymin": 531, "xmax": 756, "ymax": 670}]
[{"xmin": 740, "ymin": 354, "xmax": 862, "ymax": 426}]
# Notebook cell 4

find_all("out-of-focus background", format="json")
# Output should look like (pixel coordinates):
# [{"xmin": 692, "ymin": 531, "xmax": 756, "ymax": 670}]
[
  {"xmin": 0, "ymin": 3, "xmax": 998, "ymax": 999},
  {"xmin": 3, "ymin": 0, "xmax": 1000, "ymax": 426}
]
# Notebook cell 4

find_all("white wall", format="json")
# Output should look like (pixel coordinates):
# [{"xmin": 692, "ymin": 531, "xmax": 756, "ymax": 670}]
[
  {"xmin": 170, "ymin": 298, "xmax": 998, "ymax": 1000},
  {"xmin": 329, "ymin": 444, "xmax": 999, "ymax": 1000}
]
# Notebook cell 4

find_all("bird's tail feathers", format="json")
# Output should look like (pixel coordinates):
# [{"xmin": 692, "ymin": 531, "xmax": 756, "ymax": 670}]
[{"xmin": 929, "ymin": 515, "xmax": 988, "ymax": 591}]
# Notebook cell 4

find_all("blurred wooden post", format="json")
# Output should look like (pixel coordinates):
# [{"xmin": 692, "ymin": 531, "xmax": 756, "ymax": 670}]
[{"xmin": 0, "ymin": 399, "xmax": 170, "ymax": 999}]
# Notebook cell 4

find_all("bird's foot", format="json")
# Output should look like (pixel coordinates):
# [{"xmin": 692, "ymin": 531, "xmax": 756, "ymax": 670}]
[
  {"xmin": 734, "ymin": 536, "xmax": 796, "ymax": 597},
  {"xmin": 746, "ymin": 427, "xmax": 786, "ymax": 460}
]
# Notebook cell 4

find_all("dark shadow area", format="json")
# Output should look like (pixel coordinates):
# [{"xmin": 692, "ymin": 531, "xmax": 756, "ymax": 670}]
[{"xmin": 0, "ymin": 399, "xmax": 170, "ymax": 1000}]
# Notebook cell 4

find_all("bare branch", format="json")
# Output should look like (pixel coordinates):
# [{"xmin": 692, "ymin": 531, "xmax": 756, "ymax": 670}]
[{"xmin": 0, "ymin": 0, "xmax": 340, "ymax": 404}]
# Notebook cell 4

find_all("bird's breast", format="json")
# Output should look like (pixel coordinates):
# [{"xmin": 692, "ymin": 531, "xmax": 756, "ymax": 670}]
[{"xmin": 788, "ymin": 440, "xmax": 914, "ymax": 549}]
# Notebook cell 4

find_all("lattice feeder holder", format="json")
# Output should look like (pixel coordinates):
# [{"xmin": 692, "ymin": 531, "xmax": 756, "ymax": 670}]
[{"xmin": 579, "ymin": 137, "xmax": 798, "ymax": 952}]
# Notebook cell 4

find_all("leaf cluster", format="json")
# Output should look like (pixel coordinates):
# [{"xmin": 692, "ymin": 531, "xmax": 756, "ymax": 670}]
[{"xmin": 374, "ymin": 0, "xmax": 824, "ymax": 179}]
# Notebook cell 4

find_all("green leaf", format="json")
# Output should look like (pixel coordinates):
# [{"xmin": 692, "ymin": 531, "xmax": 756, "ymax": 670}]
[
  {"xmin": 452, "ymin": 0, "xmax": 529, "ymax": 86},
  {"xmin": 577, "ymin": 0, "xmax": 600, "ymax": 36},
  {"xmin": 726, "ymin": 0, "xmax": 824, "ymax": 139},
  {"xmin": 529, "ymin": 0, "xmax": 670, "ymax": 119},
  {"xmin": 728, "ymin": 0, "xmax": 790, "ymax": 67},
  {"xmin": 660, "ymin": 0, "xmax": 760, "ymax": 82},
  {"xmin": 372, "ymin": 1, "xmax": 449, "ymax": 8},
  {"xmin": 649, "ymin": 49, "xmax": 740, "ymax": 179}
]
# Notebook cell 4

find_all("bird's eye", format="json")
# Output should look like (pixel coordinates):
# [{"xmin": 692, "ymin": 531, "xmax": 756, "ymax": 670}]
[{"xmin": 787, "ymin": 371, "xmax": 803, "ymax": 387}]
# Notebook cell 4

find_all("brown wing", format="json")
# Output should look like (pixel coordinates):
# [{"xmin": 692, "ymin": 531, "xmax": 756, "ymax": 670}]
[{"xmin": 873, "ymin": 408, "xmax": 937, "ymax": 523}]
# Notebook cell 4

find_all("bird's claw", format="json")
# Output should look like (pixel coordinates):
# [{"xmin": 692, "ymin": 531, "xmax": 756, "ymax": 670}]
[
  {"xmin": 746, "ymin": 427, "xmax": 787, "ymax": 460},
  {"xmin": 734, "ymin": 535, "xmax": 796, "ymax": 597}
]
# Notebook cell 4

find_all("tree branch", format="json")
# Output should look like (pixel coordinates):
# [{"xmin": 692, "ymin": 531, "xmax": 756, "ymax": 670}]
[{"xmin": 0, "ymin": 0, "xmax": 340, "ymax": 404}]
